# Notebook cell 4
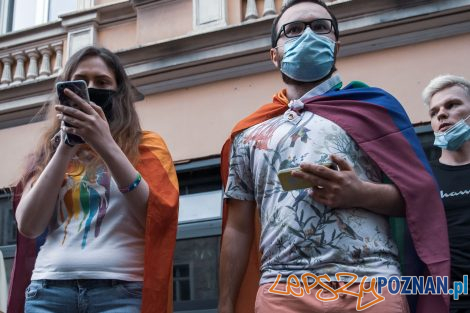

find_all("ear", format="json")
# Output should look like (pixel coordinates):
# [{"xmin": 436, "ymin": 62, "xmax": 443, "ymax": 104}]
[
  {"xmin": 270, "ymin": 48, "xmax": 280, "ymax": 69},
  {"xmin": 334, "ymin": 40, "xmax": 341, "ymax": 58}
]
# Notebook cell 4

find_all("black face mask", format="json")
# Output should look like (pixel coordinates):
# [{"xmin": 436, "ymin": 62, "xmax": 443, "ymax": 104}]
[{"xmin": 88, "ymin": 88, "xmax": 117, "ymax": 122}]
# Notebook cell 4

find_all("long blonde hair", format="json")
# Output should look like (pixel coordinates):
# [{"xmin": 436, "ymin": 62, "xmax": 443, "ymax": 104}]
[{"xmin": 19, "ymin": 46, "xmax": 142, "ymax": 187}]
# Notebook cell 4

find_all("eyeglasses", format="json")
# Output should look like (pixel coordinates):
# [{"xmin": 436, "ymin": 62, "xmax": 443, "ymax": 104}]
[{"xmin": 275, "ymin": 19, "xmax": 334, "ymax": 45}]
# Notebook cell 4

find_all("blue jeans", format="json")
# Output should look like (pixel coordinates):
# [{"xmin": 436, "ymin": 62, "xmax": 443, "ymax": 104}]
[{"xmin": 24, "ymin": 279, "xmax": 142, "ymax": 313}]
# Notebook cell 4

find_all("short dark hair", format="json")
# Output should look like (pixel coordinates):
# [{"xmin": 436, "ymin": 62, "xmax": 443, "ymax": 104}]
[{"xmin": 271, "ymin": 0, "xmax": 339, "ymax": 47}]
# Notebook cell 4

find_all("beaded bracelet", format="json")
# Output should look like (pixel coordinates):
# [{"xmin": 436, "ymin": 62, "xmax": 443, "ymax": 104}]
[{"xmin": 119, "ymin": 172, "xmax": 142, "ymax": 194}]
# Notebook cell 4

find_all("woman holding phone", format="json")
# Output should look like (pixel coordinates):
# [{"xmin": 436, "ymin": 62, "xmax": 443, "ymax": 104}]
[{"xmin": 8, "ymin": 46, "xmax": 179, "ymax": 313}]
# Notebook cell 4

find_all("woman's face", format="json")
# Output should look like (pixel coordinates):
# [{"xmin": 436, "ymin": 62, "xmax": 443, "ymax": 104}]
[{"xmin": 71, "ymin": 56, "xmax": 117, "ymax": 90}]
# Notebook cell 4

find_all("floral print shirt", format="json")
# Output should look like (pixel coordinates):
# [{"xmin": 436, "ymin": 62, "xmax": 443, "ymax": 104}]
[{"xmin": 224, "ymin": 76, "xmax": 401, "ymax": 284}]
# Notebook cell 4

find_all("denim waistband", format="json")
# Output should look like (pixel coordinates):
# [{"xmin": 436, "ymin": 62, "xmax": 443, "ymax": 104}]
[{"xmin": 32, "ymin": 279, "xmax": 141, "ymax": 288}]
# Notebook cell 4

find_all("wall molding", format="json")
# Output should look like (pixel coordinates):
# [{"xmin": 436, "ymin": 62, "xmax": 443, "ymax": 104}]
[{"xmin": 120, "ymin": 0, "xmax": 470, "ymax": 95}]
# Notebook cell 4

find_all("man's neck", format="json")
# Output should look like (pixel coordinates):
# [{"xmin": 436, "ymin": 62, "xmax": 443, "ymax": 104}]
[
  {"xmin": 439, "ymin": 141, "xmax": 470, "ymax": 165},
  {"xmin": 285, "ymin": 74, "xmax": 334, "ymax": 100},
  {"xmin": 286, "ymin": 83, "xmax": 316, "ymax": 100}
]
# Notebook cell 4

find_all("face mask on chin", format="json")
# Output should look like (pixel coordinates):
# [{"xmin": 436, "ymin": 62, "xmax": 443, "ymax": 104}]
[
  {"xmin": 433, "ymin": 114, "xmax": 470, "ymax": 151},
  {"xmin": 280, "ymin": 28, "xmax": 336, "ymax": 82},
  {"xmin": 88, "ymin": 88, "xmax": 117, "ymax": 122}
]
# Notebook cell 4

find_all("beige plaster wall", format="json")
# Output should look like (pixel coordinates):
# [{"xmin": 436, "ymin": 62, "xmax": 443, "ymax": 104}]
[
  {"xmin": 136, "ymin": 0, "xmax": 192, "ymax": 44},
  {"xmin": 0, "ymin": 122, "xmax": 47, "ymax": 187},
  {"xmin": 98, "ymin": 21, "xmax": 137, "ymax": 51},
  {"xmin": 136, "ymin": 71, "xmax": 281, "ymax": 163},
  {"xmin": 338, "ymin": 33, "xmax": 470, "ymax": 123},
  {"xmin": 136, "ymin": 33, "xmax": 470, "ymax": 163}
]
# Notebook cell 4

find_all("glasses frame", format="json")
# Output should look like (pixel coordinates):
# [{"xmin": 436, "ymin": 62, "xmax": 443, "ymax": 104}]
[{"xmin": 274, "ymin": 19, "xmax": 334, "ymax": 45}]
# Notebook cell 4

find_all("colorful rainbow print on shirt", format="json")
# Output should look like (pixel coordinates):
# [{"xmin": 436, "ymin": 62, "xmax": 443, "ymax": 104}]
[{"xmin": 57, "ymin": 168, "xmax": 111, "ymax": 249}]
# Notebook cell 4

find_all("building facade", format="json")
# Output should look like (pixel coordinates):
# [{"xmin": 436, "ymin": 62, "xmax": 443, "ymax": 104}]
[{"xmin": 1, "ymin": 0, "xmax": 470, "ymax": 312}]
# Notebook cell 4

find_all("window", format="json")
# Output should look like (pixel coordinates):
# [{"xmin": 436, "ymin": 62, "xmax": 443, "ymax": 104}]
[
  {"xmin": 173, "ymin": 235, "xmax": 220, "ymax": 312},
  {"xmin": 179, "ymin": 191, "xmax": 222, "ymax": 222},
  {"xmin": 178, "ymin": 158, "xmax": 222, "ymax": 223},
  {"xmin": 174, "ymin": 264, "xmax": 192, "ymax": 301},
  {"xmin": 48, "ymin": 0, "xmax": 75, "ymax": 22},
  {"xmin": 10, "ymin": 0, "xmax": 37, "ymax": 31},
  {"xmin": 415, "ymin": 124, "xmax": 440, "ymax": 162},
  {"xmin": 0, "ymin": 0, "xmax": 12, "ymax": 33},
  {"xmin": 0, "ymin": 188, "xmax": 15, "ymax": 291},
  {"xmin": 0, "ymin": 0, "xmax": 76, "ymax": 34},
  {"xmin": 174, "ymin": 158, "xmax": 222, "ymax": 312},
  {"xmin": 0, "ymin": 189, "xmax": 15, "ymax": 246}
]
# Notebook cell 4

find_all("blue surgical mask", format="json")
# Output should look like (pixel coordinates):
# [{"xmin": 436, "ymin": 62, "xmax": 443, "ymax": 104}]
[
  {"xmin": 434, "ymin": 115, "xmax": 470, "ymax": 150},
  {"xmin": 280, "ymin": 28, "xmax": 336, "ymax": 82}
]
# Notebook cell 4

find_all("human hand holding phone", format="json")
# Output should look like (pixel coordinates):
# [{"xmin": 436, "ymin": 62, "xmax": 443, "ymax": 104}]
[
  {"xmin": 56, "ymin": 80, "xmax": 90, "ymax": 146},
  {"xmin": 278, "ymin": 161, "xmax": 338, "ymax": 191},
  {"xmin": 55, "ymin": 82, "xmax": 115, "ymax": 157},
  {"xmin": 290, "ymin": 155, "xmax": 370, "ymax": 208}
]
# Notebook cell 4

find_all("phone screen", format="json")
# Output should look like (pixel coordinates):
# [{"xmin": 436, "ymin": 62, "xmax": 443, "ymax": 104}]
[
  {"xmin": 56, "ymin": 80, "xmax": 90, "ymax": 145},
  {"xmin": 277, "ymin": 162, "xmax": 338, "ymax": 191},
  {"xmin": 56, "ymin": 80, "xmax": 90, "ymax": 107},
  {"xmin": 277, "ymin": 167, "xmax": 311, "ymax": 191}
]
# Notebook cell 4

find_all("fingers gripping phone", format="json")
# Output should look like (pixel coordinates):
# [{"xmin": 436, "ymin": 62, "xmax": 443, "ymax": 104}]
[
  {"xmin": 56, "ymin": 80, "xmax": 90, "ymax": 146},
  {"xmin": 277, "ymin": 162, "xmax": 339, "ymax": 191}
]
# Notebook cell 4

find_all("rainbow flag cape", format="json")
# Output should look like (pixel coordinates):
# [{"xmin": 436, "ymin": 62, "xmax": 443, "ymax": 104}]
[{"xmin": 221, "ymin": 83, "xmax": 450, "ymax": 313}]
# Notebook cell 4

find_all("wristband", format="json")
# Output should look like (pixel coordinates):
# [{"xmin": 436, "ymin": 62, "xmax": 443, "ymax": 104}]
[{"xmin": 119, "ymin": 172, "xmax": 142, "ymax": 193}]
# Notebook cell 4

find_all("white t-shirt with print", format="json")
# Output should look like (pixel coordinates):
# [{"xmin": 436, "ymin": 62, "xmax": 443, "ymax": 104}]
[
  {"xmin": 32, "ymin": 166, "xmax": 146, "ymax": 281},
  {"xmin": 224, "ymin": 77, "xmax": 401, "ymax": 285}
]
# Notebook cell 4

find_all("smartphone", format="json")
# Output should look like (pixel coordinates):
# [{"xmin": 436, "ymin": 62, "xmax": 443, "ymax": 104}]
[
  {"xmin": 56, "ymin": 80, "xmax": 90, "ymax": 145},
  {"xmin": 277, "ymin": 162, "xmax": 338, "ymax": 191}
]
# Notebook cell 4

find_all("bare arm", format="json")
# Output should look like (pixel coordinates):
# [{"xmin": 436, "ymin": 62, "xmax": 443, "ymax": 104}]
[
  {"xmin": 355, "ymin": 181, "xmax": 404, "ymax": 216},
  {"xmin": 92, "ymin": 138, "xmax": 149, "ymax": 210},
  {"xmin": 218, "ymin": 199, "xmax": 256, "ymax": 313},
  {"xmin": 16, "ymin": 131, "xmax": 149, "ymax": 239},
  {"xmin": 16, "ymin": 142, "xmax": 78, "ymax": 238},
  {"xmin": 56, "ymin": 88, "xmax": 149, "ymax": 210},
  {"xmin": 292, "ymin": 155, "xmax": 405, "ymax": 216}
]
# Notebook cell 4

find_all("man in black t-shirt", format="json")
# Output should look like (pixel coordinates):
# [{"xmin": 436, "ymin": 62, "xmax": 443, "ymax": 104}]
[{"xmin": 423, "ymin": 74, "xmax": 470, "ymax": 313}]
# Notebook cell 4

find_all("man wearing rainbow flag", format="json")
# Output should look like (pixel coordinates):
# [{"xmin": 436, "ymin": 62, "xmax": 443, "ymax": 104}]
[{"xmin": 219, "ymin": 1, "xmax": 450, "ymax": 313}]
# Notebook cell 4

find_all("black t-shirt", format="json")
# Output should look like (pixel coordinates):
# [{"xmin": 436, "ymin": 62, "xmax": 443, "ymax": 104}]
[{"xmin": 431, "ymin": 161, "xmax": 470, "ymax": 308}]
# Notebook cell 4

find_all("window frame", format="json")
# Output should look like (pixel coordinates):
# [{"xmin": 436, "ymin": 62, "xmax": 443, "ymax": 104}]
[
  {"xmin": 173, "ymin": 263, "xmax": 194, "ymax": 302},
  {"xmin": 0, "ymin": 188, "xmax": 15, "ymax": 292},
  {"xmin": 0, "ymin": 0, "xmax": 13, "ymax": 33},
  {"xmin": 0, "ymin": 189, "xmax": 15, "ymax": 246},
  {"xmin": 8, "ymin": 0, "xmax": 49, "ymax": 33},
  {"xmin": 172, "ymin": 234, "xmax": 220, "ymax": 313},
  {"xmin": 414, "ymin": 123, "xmax": 440, "ymax": 162},
  {"xmin": 0, "ymin": 0, "xmax": 79, "ymax": 34}
]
